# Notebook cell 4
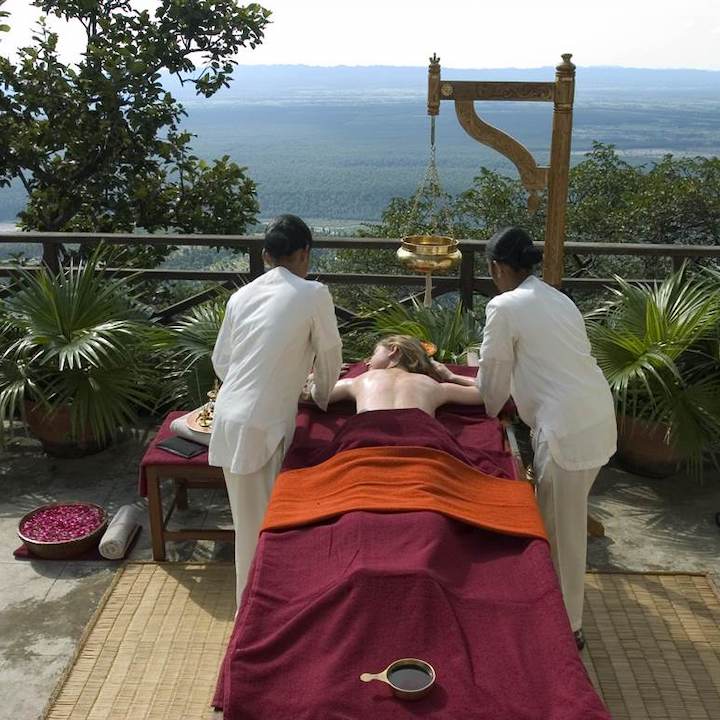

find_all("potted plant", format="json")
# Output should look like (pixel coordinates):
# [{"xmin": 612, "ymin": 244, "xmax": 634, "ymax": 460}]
[
  {"xmin": 371, "ymin": 296, "xmax": 481, "ymax": 364},
  {"xmin": 158, "ymin": 292, "xmax": 229, "ymax": 409},
  {"xmin": 0, "ymin": 250, "xmax": 162, "ymax": 456},
  {"xmin": 586, "ymin": 267, "xmax": 720, "ymax": 477}
]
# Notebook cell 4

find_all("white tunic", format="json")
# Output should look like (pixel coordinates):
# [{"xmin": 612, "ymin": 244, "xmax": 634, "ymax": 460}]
[
  {"xmin": 476, "ymin": 275, "xmax": 616, "ymax": 471},
  {"xmin": 209, "ymin": 267, "xmax": 342, "ymax": 475}
]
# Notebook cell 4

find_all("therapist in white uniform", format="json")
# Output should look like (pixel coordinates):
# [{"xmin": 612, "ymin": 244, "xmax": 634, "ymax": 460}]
[
  {"xmin": 209, "ymin": 214, "xmax": 343, "ymax": 604},
  {"xmin": 476, "ymin": 226, "xmax": 616, "ymax": 650}
]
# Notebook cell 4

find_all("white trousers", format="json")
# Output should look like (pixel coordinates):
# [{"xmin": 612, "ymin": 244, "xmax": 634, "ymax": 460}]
[
  {"xmin": 223, "ymin": 442, "xmax": 285, "ymax": 607},
  {"xmin": 533, "ymin": 431, "xmax": 600, "ymax": 632}
]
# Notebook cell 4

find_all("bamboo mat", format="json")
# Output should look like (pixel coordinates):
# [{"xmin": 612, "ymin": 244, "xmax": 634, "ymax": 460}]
[
  {"xmin": 582, "ymin": 572, "xmax": 720, "ymax": 719},
  {"xmin": 45, "ymin": 563, "xmax": 234, "ymax": 720},
  {"xmin": 43, "ymin": 564, "xmax": 720, "ymax": 720}
]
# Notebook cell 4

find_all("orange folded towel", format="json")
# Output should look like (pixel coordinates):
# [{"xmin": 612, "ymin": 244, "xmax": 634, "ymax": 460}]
[{"xmin": 262, "ymin": 446, "xmax": 547, "ymax": 541}]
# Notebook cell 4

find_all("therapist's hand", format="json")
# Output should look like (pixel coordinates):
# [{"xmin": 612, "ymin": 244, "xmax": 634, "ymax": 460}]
[
  {"xmin": 432, "ymin": 360, "xmax": 476, "ymax": 387},
  {"xmin": 430, "ymin": 360, "xmax": 454, "ymax": 382},
  {"xmin": 300, "ymin": 373, "xmax": 314, "ymax": 402}
]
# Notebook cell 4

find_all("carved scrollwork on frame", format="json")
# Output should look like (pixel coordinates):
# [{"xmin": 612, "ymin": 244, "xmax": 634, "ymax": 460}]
[
  {"xmin": 454, "ymin": 100, "xmax": 549, "ymax": 213},
  {"xmin": 489, "ymin": 85, "xmax": 548, "ymax": 101},
  {"xmin": 446, "ymin": 81, "xmax": 555, "ymax": 103}
]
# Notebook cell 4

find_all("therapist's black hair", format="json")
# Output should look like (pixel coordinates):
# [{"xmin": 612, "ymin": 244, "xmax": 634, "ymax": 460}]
[
  {"xmin": 486, "ymin": 226, "xmax": 543, "ymax": 271},
  {"xmin": 263, "ymin": 214, "xmax": 313, "ymax": 259}
]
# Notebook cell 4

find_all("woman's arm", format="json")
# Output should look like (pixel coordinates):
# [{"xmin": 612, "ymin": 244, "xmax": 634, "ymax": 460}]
[
  {"xmin": 476, "ymin": 301, "xmax": 514, "ymax": 417},
  {"xmin": 303, "ymin": 376, "xmax": 356, "ymax": 405},
  {"xmin": 430, "ymin": 360, "xmax": 476, "ymax": 386},
  {"xmin": 325, "ymin": 378, "xmax": 356, "ymax": 404},
  {"xmin": 438, "ymin": 382, "xmax": 484, "ymax": 406},
  {"xmin": 309, "ymin": 287, "xmax": 343, "ymax": 410}
]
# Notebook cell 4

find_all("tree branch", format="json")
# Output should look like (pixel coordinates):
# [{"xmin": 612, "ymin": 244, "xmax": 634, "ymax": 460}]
[{"xmin": 16, "ymin": 169, "xmax": 31, "ymax": 194}]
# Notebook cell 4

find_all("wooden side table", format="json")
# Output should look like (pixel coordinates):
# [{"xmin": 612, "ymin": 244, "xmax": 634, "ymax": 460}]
[{"xmin": 144, "ymin": 463, "xmax": 234, "ymax": 561}]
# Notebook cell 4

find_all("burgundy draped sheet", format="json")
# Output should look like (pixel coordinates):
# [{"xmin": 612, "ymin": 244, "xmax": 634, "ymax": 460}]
[
  {"xmin": 215, "ymin": 512, "xmax": 609, "ymax": 719},
  {"xmin": 213, "ymin": 373, "xmax": 610, "ymax": 719},
  {"xmin": 283, "ymin": 405, "xmax": 515, "ymax": 479}
]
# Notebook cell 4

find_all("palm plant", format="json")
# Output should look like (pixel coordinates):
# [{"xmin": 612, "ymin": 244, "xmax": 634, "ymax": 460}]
[
  {"xmin": 0, "ymin": 249, "xmax": 162, "ymax": 447},
  {"xmin": 160, "ymin": 292, "xmax": 229, "ymax": 408},
  {"xmin": 586, "ymin": 266, "xmax": 720, "ymax": 474},
  {"xmin": 372, "ymin": 296, "xmax": 481, "ymax": 363}
]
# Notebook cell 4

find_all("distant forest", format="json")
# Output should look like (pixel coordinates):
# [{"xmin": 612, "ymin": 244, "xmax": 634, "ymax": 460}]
[{"xmin": 2, "ymin": 64, "xmax": 719, "ymax": 225}]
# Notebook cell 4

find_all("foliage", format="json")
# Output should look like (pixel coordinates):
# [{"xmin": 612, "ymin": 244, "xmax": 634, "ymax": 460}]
[
  {"xmin": 338, "ymin": 325, "xmax": 378, "ymax": 364},
  {"xmin": 0, "ymin": 248, "xmax": 162, "ymax": 442},
  {"xmin": 453, "ymin": 167, "xmax": 546, "ymax": 240},
  {"xmin": 0, "ymin": 0, "xmax": 9, "ymax": 33},
  {"xmin": 313, "ymin": 249, "xmax": 409, "ymax": 313},
  {"xmin": 371, "ymin": 295, "xmax": 481, "ymax": 363},
  {"xmin": 586, "ymin": 266, "xmax": 720, "ymax": 473},
  {"xmin": 370, "ymin": 143, "xmax": 720, "ymax": 283},
  {"xmin": 158, "ymin": 292, "xmax": 230, "ymax": 408},
  {"xmin": 362, "ymin": 190, "xmax": 456, "ymax": 240},
  {"xmin": 0, "ymin": 0, "xmax": 269, "ymax": 265}
]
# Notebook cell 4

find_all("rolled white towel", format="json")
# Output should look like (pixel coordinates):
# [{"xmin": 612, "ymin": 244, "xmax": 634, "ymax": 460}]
[
  {"xmin": 99, "ymin": 504, "xmax": 143, "ymax": 560},
  {"xmin": 170, "ymin": 410, "xmax": 211, "ymax": 446}
]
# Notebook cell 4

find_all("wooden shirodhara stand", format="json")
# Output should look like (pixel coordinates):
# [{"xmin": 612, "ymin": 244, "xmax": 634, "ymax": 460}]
[{"xmin": 426, "ymin": 52, "xmax": 575, "ymax": 287}]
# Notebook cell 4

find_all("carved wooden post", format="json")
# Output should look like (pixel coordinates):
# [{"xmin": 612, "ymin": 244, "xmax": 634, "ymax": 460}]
[
  {"xmin": 428, "ymin": 53, "xmax": 441, "ymax": 117},
  {"xmin": 543, "ymin": 54, "xmax": 576, "ymax": 287}
]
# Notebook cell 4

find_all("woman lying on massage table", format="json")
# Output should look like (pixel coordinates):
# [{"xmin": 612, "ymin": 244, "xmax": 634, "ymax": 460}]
[
  {"xmin": 306, "ymin": 334, "xmax": 483, "ymax": 414},
  {"xmin": 213, "ymin": 335, "xmax": 612, "ymax": 719}
]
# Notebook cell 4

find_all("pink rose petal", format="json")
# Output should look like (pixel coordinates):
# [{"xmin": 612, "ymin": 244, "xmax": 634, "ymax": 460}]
[{"xmin": 20, "ymin": 504, "xmax": 104, "ymax": 542}]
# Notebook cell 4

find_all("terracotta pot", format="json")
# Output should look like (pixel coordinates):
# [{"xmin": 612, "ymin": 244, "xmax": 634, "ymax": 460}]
[
  {"xmin": 616, "ymin": 415, "xmax": 681, "ymax": 478},
  {"xmin": 24, "ymin": 402, "xmax": 108, "ymax": 458}
]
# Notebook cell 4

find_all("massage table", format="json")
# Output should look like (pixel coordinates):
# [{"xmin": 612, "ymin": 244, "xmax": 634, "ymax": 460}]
[{"xmin": 212, "ymin": 364, "xmax": 611, "ymax": 719}]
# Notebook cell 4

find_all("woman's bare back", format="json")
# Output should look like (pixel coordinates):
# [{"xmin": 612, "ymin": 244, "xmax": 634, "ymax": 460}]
[
  {"xmin": 317, "ymin": 367, "xmax": 482, "ymax": 416},
  {"xmin": 353, "ymin": 368, "xmax": 444, "ymax": 415}
]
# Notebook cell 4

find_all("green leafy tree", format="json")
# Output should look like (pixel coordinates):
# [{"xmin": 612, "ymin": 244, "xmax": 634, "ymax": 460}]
[
  {"xmin": 374, "ymin": 144, "xmax": 720, "ymax": 281},
  {"xmin": 0, "ymin": 0, "xmax": 9, "ymax": 33},
  {"xmin": 453, "ymin": 168, "xmax": 545, "ymax": 241},
  {"xmin": 565, "ymin": 143, "xmax": 641, "ymax": 245},
  {"xmin": 0, "ymin": 0, "xmax": 270, "ymax": 266},
  {"xmin": 629, "ymin": 154, "xmax": 720, "ymax": 246}
]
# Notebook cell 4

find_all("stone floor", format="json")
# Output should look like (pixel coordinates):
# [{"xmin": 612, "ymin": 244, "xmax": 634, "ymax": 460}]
[{"xmin": 1, "ymin": 430, "xmax": 719, "ymax": 720}]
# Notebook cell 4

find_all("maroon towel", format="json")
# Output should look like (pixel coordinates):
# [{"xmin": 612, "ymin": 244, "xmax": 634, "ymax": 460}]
[
  {"xmin": 214, "ymin": 511, "xmax": 610, "ymax": 719},
  {"xmin": 283, "ymin": 407, "xmax": 514, "ymax": 479},
  {"xmin": 138, "ymin": 411, "xmax": 209, "ymax": 496}
]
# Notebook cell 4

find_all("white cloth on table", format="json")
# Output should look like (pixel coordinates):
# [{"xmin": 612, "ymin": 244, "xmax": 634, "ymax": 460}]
[
  {"xmin": 533, "ymin": 429, "xmax": 599, "ymax": 632},
  {"xmin": 169, "ymin": 411, "xmax": 210, "ymax": 446},
  {"xmin": 223, "ymin": 440, "xmax": 285, "ymax": 606},
  {"xmin": 99, "ymin": 504, "xmax": 143, "ymax": 560},
  {"xmin": 475, "ymin": 274, "xmax": 616, "ymax": 471},
  {"xmin": 209, "ymin": 266, "xmax": 342, "ymax": 476}
]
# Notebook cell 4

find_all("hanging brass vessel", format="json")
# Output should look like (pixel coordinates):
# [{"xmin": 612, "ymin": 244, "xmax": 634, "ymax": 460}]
[{"xmin": 397, "ymin": 235, "xmax": 461, "ymax": 273}]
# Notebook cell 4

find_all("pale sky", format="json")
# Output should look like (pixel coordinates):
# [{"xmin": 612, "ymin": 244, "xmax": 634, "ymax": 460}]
[{"xmin": 1, "ymin": 0, "xmax": 720, "ymax": 70}]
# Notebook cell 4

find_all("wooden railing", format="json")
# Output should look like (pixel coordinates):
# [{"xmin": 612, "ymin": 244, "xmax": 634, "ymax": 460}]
[{"xmin": 1, "ymin": 231, "xmax": 719, "ymax": 322}]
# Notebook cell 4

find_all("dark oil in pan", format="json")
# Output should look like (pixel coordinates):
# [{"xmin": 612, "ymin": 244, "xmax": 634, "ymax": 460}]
[{"xmin": 387, "ymin": 664, "xmax": 433, "ymax": 691}]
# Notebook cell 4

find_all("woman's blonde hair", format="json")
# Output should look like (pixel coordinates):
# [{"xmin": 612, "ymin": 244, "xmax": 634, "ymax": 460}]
[{"xmin": 377, "ymin": 335, "xmax": 442, "ymax": 381}]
